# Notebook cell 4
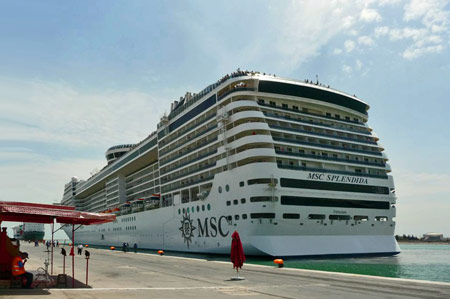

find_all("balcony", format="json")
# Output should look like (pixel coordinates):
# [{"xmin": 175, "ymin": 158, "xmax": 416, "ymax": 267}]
[{"xmin": 273, "ymin": 137, "xmax": 382, "ymax": 156}]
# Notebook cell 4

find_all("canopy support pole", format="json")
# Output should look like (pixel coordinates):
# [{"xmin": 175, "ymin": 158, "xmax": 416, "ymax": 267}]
[
  {"xmin": 72, "ymin": 224, "xmax": 75, "ymax": 288},
  {"xmin": 51, "ymin": 218, "xmax": 54, "ymax": 274}
]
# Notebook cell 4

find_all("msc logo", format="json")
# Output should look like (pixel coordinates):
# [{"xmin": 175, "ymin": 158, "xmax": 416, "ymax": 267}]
[
  {"xmin": 179, "ymin": 212, "xmax": 196, "ymax": 248},
  {"xmin": 179, "ymin": 214, "xmax": 230, "ymax": 248}
]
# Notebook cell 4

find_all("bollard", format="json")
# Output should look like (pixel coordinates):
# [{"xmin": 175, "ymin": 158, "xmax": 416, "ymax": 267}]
[
  {"xmin": 274, "ymin": 259, "xmax": 284, "ymax": 268},
  {"xmin": 85, "ymin": 250, "xmax": 90, "ymax": 286}
]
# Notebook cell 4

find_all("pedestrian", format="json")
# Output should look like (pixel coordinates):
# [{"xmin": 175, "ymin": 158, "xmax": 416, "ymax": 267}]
[
  {"xmin": 77, "ymin": 244, "xmax": 83, "ymax": 255},
  {"xmin": 12, "ymin": 252, "xmax": 33, "ymax": 289},
  {"xmin": 133, "ymin": 243, "xmax": 138, "ymax": 253},
  {"xmin": 122, "ymin": 242, "xmax": 127, "ymax": 252}
]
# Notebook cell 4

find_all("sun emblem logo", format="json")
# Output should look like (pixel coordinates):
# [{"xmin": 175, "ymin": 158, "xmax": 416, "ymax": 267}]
[{"xmin": 179, "ymin": 212, "xmax": 196, "ymax": 248}]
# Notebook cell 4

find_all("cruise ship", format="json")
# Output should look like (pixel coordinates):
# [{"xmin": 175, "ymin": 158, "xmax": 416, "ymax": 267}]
[
  {"xmin": 61, "ymin": 71, "xmax": 400, "ymax": 257},
  {"xmin": 12, "ymin": 223, "xmax": 45, "ymax": 241}
]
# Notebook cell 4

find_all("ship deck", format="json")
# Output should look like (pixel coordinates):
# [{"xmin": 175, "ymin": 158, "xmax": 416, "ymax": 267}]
[{"xmin": 1, "ymin": 242, "xmax": 449, "ymax": 298}]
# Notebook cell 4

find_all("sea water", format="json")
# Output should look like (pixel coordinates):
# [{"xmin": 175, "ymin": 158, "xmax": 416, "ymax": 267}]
[{"xmin": 247, "ymin": 244, "xmax": 450, "ymax": 283}]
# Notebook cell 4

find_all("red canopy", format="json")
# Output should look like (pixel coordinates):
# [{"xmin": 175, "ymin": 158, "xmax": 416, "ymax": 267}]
[{"xmin": 0, "ymin": 201, "xmax": 115, "ymax": 225}]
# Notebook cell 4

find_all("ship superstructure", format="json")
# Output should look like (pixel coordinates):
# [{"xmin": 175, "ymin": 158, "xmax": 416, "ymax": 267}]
[{"xmin": 61, "ymin": 71, "xmax": 399, "ymax": 257}]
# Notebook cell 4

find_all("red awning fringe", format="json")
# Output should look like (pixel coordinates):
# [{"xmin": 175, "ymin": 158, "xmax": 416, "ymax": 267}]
[{"xmin": 0, "ymin": 201, "xmax": 115, "ymax": 225}]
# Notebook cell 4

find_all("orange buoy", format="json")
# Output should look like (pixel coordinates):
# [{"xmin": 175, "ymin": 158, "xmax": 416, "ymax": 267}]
[
  {"xmin": 157, "ymin": 250, "xmax": 164, "ymax": 256},
  {"xmin": 85, "ymin": 244, "xmax": 89, "ymax": 247},
  {"xmin": 274, "ymin": 259, "xmax": 284, "ymax": 268},
  {"xmin": 110, "ymin": 246, "xmax": 115, "ymax": 250}
]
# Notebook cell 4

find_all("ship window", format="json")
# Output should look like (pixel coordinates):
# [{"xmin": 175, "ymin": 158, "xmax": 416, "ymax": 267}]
[
  {"xmin": 218, "ymin": 186, "xmax": 222, "ymax": 193},
  {"xmin": 354, "ymin": 215, "xmax": 368, "ymax": 221},
  {"xmin": 281, "ymin": 196, "xmax": 390, "ymax": 209},
  {"xmin": 326, "ymin": 112, "xmax": 331, "ymax": 117},
  {"xmin": 293, "ymin": 106, "xmax": 299, "ymax": 111},
  {"xmin": 329, "ymin": 215, "xmax": 351, "ymax": 220},
  {"xmin": 235, "ymin": 215, "xmax": 240, "ymax": 220},
  {"xmin": 226, "ymin": 201, "xmax": 231, "ymax": 206},
  {"xmin": 178, "ymin": 209, "xmax": 180, "ymax": 215},
  {"xmin": 375, "ymin": 216, "xmax": 388, "ymax": 221},
  {"xmin": 202, "ymin": 205, "xmax": 205, "ymax": 211},
  {"xmin": 283, "ymin": 213, "xmax": 300, "ymax": 219},
  {"xmin": 250, "ymin": 196, "xmax": 275, "ymax": 202},
  {"xmin": 345, "ymin": 116, "xmax": 350, "ymax": 121},
  {"xmin": 354, "ymin": 118, "xmax": 359, "ymax": 123},
  {"xmin": 282, "ymin": 104, "xmax": 288, "ymax": 109},
  {"xmin": 335, "ymin": 114, "xmax": 340, "ymax": 119},
  {"xmin": 197, "ymin": 206, "xmax": 200, "ymax": 212},
  {"xmin": 258, "ymin": 99, "xmax": 265, "ymax": 104},
  {"xmin": 239, "ymin": 181, "xmax": 244, "ymax": 187},
  {"xmin": 308, "ymin": 214, "xmax": 325, "ymax": 220},
  {"xmin": 250, "ymin": 213, "xmax": 275, "ymax": 219},
  {"xmin": 241, "ymin": 198, "xmax": 246, "ymax": 204},
  {"xmin": 270, "ymin": 101, "xmax": 276, "ymax": 106},
  {"xmin": 248, "ymin": 178, "xmax": 278, "ymax": 185},
  {"xmin": 225, "ymin": 184, "xmax": 230, "ymax": 192},
  {"xmin": 207, "ymin": 204, "xmax": 211, "ymax": 210},
  {"xmin": 191, "ymin": 207, "xmax": 194, "ymax": 213},
  {"xmin": 242, "ymin": 214, "xmax": 248, "ymax": 219},
  {"xmin": 233, "ymin": 199, "xmax": 238, "ymax": 205}
]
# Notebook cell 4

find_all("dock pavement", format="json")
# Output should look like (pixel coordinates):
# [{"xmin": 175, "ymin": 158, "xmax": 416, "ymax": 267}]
[{"xmin": 1, "ymin": 242, "xmax": 450, "ymax": 298}]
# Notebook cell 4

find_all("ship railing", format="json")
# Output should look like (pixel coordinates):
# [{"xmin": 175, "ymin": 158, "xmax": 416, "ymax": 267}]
[
  {"xmin": 217, "ymin": 87, "xmax": 256, "ymax": 102},
  {"xmin": 275, "ymin": 150, "xmax": 385, "ymax": 167},
  {"xmin": 263, "ymin": 111, "xmax": 372, "ymax": 136},
  {"xmin": 258, "ymin": 102, "xmax": 368, "ymax": 128},
  {"xmin": 272, "ymin": 137, "xmax": 382, "ymax": 156},
  {"xmin": 268, "ymin": 124, "xmax": 377, "ymax": 145}
]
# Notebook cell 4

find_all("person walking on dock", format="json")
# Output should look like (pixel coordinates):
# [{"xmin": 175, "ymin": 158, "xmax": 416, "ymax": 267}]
[
  {"xmin": 133, "ymin": 243, "xmax": 138, "ymax": 253},
  {"xmin": 77, "ymin": 244, "xmax": 83, "ymax": 255}
]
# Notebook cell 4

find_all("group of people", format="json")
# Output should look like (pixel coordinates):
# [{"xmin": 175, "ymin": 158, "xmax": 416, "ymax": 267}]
[
  {"xmin": 122, "ymin": 242, "xmax": 138, "ymax": 253},
  {"xmin": 45, "ymin": 240, "xmax": 59, "ymax": 249}
]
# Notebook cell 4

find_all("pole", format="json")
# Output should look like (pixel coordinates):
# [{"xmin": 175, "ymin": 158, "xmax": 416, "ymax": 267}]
[
  {"xmin": 86, "ymin": 257, "xmax": 89, "ymax": 286},
  {"xmin": 63, "ymin": 255, "xmax": 65, "ymax": 274},
  {"xmin": 51, "ymin": 219, "xmax": 54, "ymax": 274},
  {"xmin": 72, "ymin": 224, "xmax": 75, "ymax": 288}
]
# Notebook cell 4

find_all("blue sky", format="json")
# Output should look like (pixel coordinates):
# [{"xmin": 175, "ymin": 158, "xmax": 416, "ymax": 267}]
[{"xmin": 1, "ymin": 0, "xmax": 449, "ymax": 239}]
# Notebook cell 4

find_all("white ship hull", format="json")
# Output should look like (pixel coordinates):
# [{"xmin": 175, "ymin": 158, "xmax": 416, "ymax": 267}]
[{"xmin": 64, "ymin": 164, "xmax": 400, "ymax": 257}]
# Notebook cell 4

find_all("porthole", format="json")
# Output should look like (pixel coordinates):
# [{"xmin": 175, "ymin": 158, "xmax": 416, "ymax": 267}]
[
  {"xmin": 218, "ymin": 186, "xmax": 222, "ymax": 193},
  {"xmin": 182, "ymin": 208, "xmax": 185, "ymax": 214},
  {"xmin": 202, "ymin": 205, "xmax": 205, "ymax": 211},
  {"xmin": 197, "ymin": 206, "xmax": 200, "ymax": 212},
  {"xmin": 178, "ymin": 209, "xmax": 180, "ymax": 215},
  {"xmin": 225, "ymin": 184, "xmax": 230, "ymax": 192},
  {"xmin": 191, "ymin": 207, "xmax": 194, "ymax": 213},
  {"xmin": 207, "ymin": 204, "xmax": 211, "ymax": 211}
]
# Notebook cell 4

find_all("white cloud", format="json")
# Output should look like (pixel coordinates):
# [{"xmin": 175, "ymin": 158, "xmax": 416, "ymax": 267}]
[
  {"xmin": 270, "ymin": 0, "xmax": 378, "ymax": 71},
  {"xmin": 360, "ymin": 8, "xmax": 382, "ymax": 23},
  {"xmin": 342, "ymin": 65, "xmax": 352, "ymax": 73},
  {"xmin": 374, "ymin": 26, "xmax": 390, "ymax": 38},
  {"xmin": 403, "ymin": 44, "xmax": 444, "ymax": 59},
  {"xmin": 356, "ymin": 59, "xmax": 363, "ymax": 70},
  {"xmin": 0, "ymin": 78, "xmax": 170, "ymax": 148},
  {"xmin": 344, "ymin": 40, "xmax": 356, "ymax": 52},
  {"xmin": 358, "ymin": 35, "xmax": 375, "ymax": 46},
  {"xmin": 333, "ymin": 48, "xmax": 343, "ymax": 55}
]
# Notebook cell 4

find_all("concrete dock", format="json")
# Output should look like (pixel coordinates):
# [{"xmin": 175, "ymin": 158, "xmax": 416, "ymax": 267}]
[{"xmin": 1, "ymin": 242, "xmax": 450, "ymax": 298}]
